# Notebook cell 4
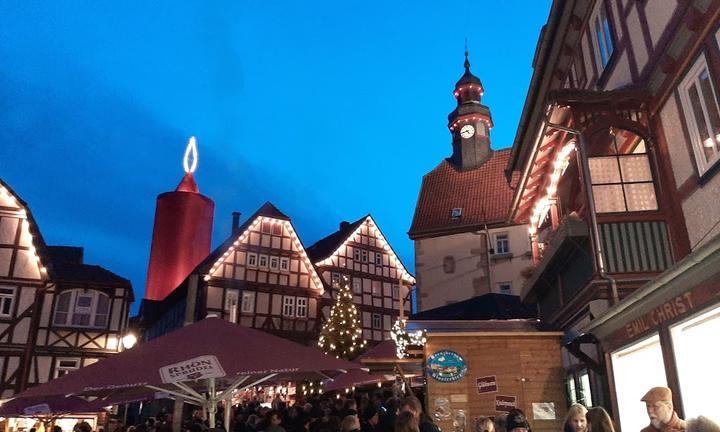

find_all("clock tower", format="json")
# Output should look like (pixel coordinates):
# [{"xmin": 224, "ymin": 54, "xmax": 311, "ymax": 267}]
[{"xmin": 448, "ymin": 50, "xmax": 494, "ymax": 170}]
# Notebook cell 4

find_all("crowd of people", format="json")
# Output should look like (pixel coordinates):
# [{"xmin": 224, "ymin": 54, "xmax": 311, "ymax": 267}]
[{"xmin": 69, "ymin": 385, "xmax": 718, "ymax": 432}]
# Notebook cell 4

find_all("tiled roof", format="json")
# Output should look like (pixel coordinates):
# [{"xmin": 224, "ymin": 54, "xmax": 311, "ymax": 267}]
[
  {"xmin": 306, "ymin": 216, "xmax": 366, "ymax": 263},
  {"xmin": 52, "ymin": 261, "xmax": 131, "ymax": 287},
  {"xmin": 409, "ymin": 293, "xmax": 536, "ymax": 321},
  {"xmin": 408, "ymin": 149, "xmax": 519, "ymax": 239}
]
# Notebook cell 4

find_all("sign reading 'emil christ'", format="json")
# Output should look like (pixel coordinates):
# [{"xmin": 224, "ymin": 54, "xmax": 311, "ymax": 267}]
[{"xmin": 624, "ymin": 293, "xmax": 693, "ymax": 339}]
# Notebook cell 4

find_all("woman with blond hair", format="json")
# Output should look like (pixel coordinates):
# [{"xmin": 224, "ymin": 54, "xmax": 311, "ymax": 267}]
[
  {"xmin": 563, "ymin": 404, "xmax": 588, "ymax": 432},
  {"xmin": 585, "ymin": 407, "xmax": 616, "ymax": 432},
  {"xmin": 476, "ymin": 416, "xmax": 495, "ymax": 432}
]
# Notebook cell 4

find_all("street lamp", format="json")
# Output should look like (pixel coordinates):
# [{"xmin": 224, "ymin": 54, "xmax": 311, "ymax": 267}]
[{"xmin": 121, "ymin": 333, "xmax": 137, "ymax": 350}]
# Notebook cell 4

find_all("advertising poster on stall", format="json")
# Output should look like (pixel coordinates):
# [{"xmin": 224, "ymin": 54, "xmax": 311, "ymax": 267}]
[
  {"xmin": 476, "ymin": 375, "xmax": 498, "ymax": 394},
  {"xmin": 495, "ymin": 395, "xmax": 517, "ymax": 413}
]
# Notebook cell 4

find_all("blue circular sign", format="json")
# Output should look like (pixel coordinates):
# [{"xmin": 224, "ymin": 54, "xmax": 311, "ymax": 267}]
[{"xmin": 426, "ymin": 350, "xmax": 467, "ymax": 382}]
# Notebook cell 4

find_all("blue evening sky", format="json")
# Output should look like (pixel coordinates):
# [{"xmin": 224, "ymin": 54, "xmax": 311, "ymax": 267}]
[{"xmin": 1, "ymin": 1, "xmax": 551, "ymax": 313}]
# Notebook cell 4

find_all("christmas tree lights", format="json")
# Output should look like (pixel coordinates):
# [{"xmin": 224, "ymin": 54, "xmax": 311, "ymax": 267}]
[
  {"xmin": 391, "ymin": 318, "xmax": 426, "ymax": 359},
  {"xmin": 318, "ymin": 275, "xmax": 367, "ymax": 359}
]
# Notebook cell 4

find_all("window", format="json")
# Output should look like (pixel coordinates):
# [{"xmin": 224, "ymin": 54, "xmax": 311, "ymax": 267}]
[
  {"xmin": 451, "ymin": 208, "xmax": 462, "ymax": 219},
  {"xmin": 671, "ymin": 306, "xmax": 720, "ymax": 423},
  {"xmin": 0, "ymin": 287, "xmax": 16, "ymax": 318},
  {"xmin": 392, "ymin": 285, "xmax": 400, "ymax": 300},
  {"xmin": 270, "ymin": 256, "xmax": 279, "ymax": 270},
  {"xmin": 53, "ymin": 290, "xmax": 111, "ymax": 329},
  {"xmin": 280, "ymin": 257, "xmax": 289, "ymax": 272},
  {"xmin": 225, "ymin": 290, "xmax": 239, "ymax": 323},
  {"xmin": 579, "ymin": 371, "xmax": 593, "ymax": 407},
  {"xmin": 353, "ymin": 249, "xmax": 361, "ymax": 261},
  {"xmin": 352, "ymin": 278, "xmax": 362, "ymax": 294},
  {"xmin": 497, "ymin": 282, "xmax": 512, "ymax": 295},
  {"xmin": 296, "ymin": 297, "xmax": 308, "ymax": 318},
  {"xmin": 361, "ymin": 250, "xmax": 368, "ymax": 263},
  {"xmin": 371, "ymin": 281, "xmax": 381, "ymax": 296},
  {"xmin": 258, "ymin": 255, "xmax": 268, "ymax": 268},
  {"xmin": 55, "ymin": 358, "xmax": 80, "ymax": 378},
  {"xmin": 611, "ymin": 334, "xmax": 667, "ymax": 432},
  {"xmin": 375, "ymin": 252, "xmax": 382, "ymax": 265},
  {"xmin": 283, "ymin": 296, "xmax": 295, "ymax": 316},
  {"xmin": 372, "ymin": 313, "xmax": 381, "ymax": 329},
  {"xmin": 566, "ymin": 376, "xmax": 578, "ymax": 405},
  {"xmin": 247, "ymin": 253, "xmax": 257, "ymax": 267},
  {"xmin": 494, "ymin": 233, "xmax": 510, "ymax": 254},
  {"xmin": 241, "ymin": 291, "xmax": 255, "ymax": 313},
  {"xmin": 588, "ymin": 131, "xmax": 657, "ymax": 213},
  {"xmin": 592, "ymin": 2, "xmax": 614, "ymax": 71},
  {"xmin": 679, "ymin": 54, "xmax": 720, "ymax": 175},
  {"xmin": 331, "ymin": 272, "xmax": 341, "ymax": 287}
]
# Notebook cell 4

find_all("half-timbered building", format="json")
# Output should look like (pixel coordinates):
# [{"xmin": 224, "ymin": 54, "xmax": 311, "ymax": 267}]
[
  {"xmin": 307, "ymin": 216, "xmax": 414, "ymax": 342},
  {"xmin": 0, "ymin": 179, "xmax": 133, "ymax": 401},
  {"xmin": 505, "ymin": 0, "xmax": 720, "ymax": 427},
  {"xmin": 142, "ymin": 202, "xmax": 325, "ymax": 344}
]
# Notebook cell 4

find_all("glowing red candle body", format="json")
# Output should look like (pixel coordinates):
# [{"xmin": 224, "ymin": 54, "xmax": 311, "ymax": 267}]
[{"xmin": 144, "ymin": 138, "xmax": 214, "ymax": 301}]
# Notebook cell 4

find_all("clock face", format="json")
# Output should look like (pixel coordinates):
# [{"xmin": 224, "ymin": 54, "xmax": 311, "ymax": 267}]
[{"xmin": 460, "ymin": 124, "xmax": 475, "ymax": 138}]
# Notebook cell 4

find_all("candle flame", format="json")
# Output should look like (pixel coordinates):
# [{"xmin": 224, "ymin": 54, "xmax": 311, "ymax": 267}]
[{"xmin": 183, "ymin": 136, "xmax": 199, "ymax": 173}]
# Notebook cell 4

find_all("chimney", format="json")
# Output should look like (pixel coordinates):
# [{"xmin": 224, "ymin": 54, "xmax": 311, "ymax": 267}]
[
  {"xmin": 232, "ymin": 212, "xmax": 241, "ymax": 234},
  {"xmin": 339, "ymin": 221, "xmax": 350, "ymax": 230}
]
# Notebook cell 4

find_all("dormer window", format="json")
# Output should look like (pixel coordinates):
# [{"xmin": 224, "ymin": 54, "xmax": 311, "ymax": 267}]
[
  {"xmin": 451, "ymin": 208, "xmax": 463, "ymax": 219},
  {"xmin": 53, "ymin": 289, "xmax": 110, "ymax": 329}
]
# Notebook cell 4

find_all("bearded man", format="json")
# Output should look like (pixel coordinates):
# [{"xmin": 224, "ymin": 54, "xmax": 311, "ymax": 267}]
[{"xmin": 641, "ymin": 387, "xmax": 686, "ymax": 432}]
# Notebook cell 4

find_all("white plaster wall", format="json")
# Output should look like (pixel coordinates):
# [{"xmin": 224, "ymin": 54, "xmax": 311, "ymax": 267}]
[
  {"xmin": 604, "ymin": 53, "xmax": 633, "ymax": 89},
  {"xmin": 660, "ymin": 96, "xmax": 695, "ymax": 188},
  {"xmin": 487, "ymin": 224, "xmax": 533, "ymax": 295},
  {"xmin": 646, "ymin": 0, "xmax": 678, "ymax": 48},
  {"xmin": 682, "ymin": 179, "xmax": 720, "ymax": 249},
  {"xmin": 414, "ymin": 231, "xmax": 489, "ymax": 311},
  {"xmin": 626, "ymin": 4, "xmax": 649, "ymax": 74}
]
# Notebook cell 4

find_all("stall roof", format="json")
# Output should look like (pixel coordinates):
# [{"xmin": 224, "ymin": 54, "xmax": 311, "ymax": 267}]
[{"xmin": 410, "ymin": 293, "xmax": 536, "ymax": 321}]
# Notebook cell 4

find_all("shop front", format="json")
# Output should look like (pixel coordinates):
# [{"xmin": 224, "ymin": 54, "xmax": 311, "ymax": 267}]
[{"xmin": 580, "ymin": 235, "xmax": 720, "ymax": 432}]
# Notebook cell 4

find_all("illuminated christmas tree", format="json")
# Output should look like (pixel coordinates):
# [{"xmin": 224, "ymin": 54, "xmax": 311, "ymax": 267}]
[{"xmin": 318, "ymin": 275, "xmax": 367, "ymax": 359}]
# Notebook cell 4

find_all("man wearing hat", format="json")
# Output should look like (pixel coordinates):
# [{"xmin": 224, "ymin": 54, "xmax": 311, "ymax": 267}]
[{"xmin": 641, "ymin": 387, "xmax": 686, "ymax": 432}]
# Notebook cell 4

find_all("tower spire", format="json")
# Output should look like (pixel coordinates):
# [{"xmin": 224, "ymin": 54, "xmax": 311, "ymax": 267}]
[{"xmin": 464, "ymin": 37, "xmax": 470, "ymax": 71}]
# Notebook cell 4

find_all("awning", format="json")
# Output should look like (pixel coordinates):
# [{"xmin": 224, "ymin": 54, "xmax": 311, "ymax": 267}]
[{"xmin": 3, "ymin": 317, "xmax": 360, "ymax": 428}]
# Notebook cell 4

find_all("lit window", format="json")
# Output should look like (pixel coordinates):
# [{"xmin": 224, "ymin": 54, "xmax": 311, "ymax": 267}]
[
  {"xmin": 497, "ymin": 282, "xmax": 512, "ymax": 295},
  {"xmin": 375, "ymin": 252, "xmax": 382, "ymax": 265},
  {"xmin": 579, "ymin": 371, "xmax": 593, "ymax": 407},
  {"xmin": 392, "ymin": 285, "xmax": 400, "ymax": 300},
  {"xmin": 352, "ymin": 278, "xmax": 362, "ymax": 294},
  {"xmin": 372, "ymin": 313, "xmax": 381, "ymax": 329},
  {"xmin": 53, "ymin": 290, "xmax": 111, "ymax": 329},
  {"xmin": 494, "ymin": 233, "xmax": 510, "ymax": 254},
  {"xmin": 270, "ymin": 256, "xmax": 279, "ymax": 270},
  {"xmin": 593, "ymin": 2, "xmax": 614, "ymax": 71},
  {"xmin": 225, "ymin": 290, "xmax": 239, "ymax": 323},
  {"xmin": 258, "ymin": 255, "xmax": 268, "ymax": 268},
  {"xmin": 247, "ymin": 253, "xmax": 257, "ymax": 267},
  {"xmin": 0, "ymin": 287, "xmax": 16, "ymax": 318},
  {"xmin": 331, "ymin": 272, "xmax": 341, "ymax": 287},
  {"xmin": 353, "ymin": 249, "xmax": 361, "ymax": 261},
  {"xmin": 280, "ymin": 257, "xmax": 289, "ymax": 272},
  {"xmin": 54, "ymin": 358, "xmax": 80, "ymax": 378},
  {"xmin": 361, "ymin": 250, "xmax": 368, "ymax": 263},
  {"xmin": 296, "ymin": 297, "xmax": 308, "ymax": 318},
  {"xmin": 588, "ymin": 132, "xmax": 657, "ymax": 213},
  {"xmin": 671, "ymin": 306, "xmax": 720, "ymax": 422},
  {"xmin": 241, "ymin": 291, "xmax": 255, "ymax": 313},
  {"xmin": 451, "ymin": 208, "xmax": 462, "ymax": 219},
  {"xmin": 679, "ymin": 54, "xmax": 720, "ymax": 175},
  {"xmin": 283, "ymin": 296, "xmax": 295, "ymax": 316}
]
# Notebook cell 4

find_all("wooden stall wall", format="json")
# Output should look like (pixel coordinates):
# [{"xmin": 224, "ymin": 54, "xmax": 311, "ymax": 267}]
[{"xmin": 424, "ymin": 333, "xmax": 566, "ymax": 432}]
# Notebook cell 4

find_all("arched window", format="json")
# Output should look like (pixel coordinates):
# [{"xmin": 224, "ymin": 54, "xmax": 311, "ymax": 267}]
[{"xmin": 53, "ymin": 289, "xmax": 110, "ymax": 328}]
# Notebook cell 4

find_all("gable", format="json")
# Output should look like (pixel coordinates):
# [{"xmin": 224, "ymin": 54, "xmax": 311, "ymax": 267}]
[
  {"xmin": 0, "ymin": 182, "xmax": 48, "ymax": 280},
  {"xmin": 315, "ymin": 216, "xmax": 415, "ymax": 284},
  {"xmin": 204, "ymin": 215, "xmax": 324, "ymax": 293}
]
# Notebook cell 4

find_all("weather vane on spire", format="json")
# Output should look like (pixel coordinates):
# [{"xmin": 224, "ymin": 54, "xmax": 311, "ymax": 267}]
[
  {"xmin": 464, "ymin": 37, "xmax": 471, "ymax": 71},
  {"xmin": 183, "ymin": 136, "xmax": 199, "ymax": 174}
]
